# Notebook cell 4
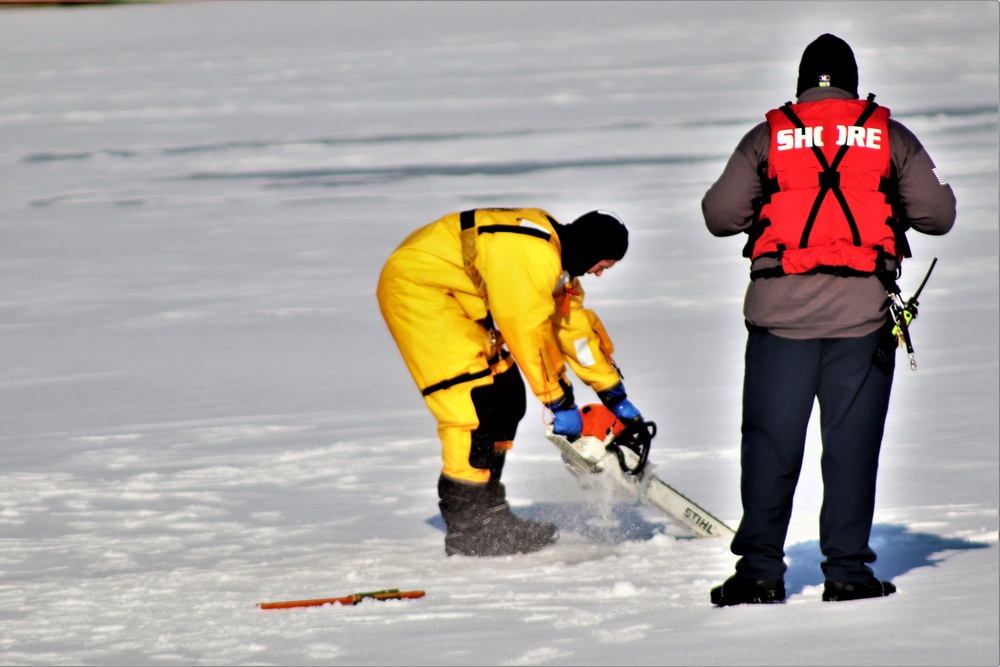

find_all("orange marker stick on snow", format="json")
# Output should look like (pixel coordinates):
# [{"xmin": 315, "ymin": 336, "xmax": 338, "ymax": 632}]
[{"xmin": 257, "ymin": 588, "xmax": 425, "ymax": 610}]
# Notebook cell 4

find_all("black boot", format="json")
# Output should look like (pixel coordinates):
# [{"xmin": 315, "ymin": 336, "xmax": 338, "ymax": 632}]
[
  {"xmin": 438, "ymin": 476, "xmax": 558, "ymax": 557},
  {"xmin": 710, "ymin": 574, "xmax": 786, "ymax": 606},
  {"xmin": 483, "ymin": 480, "xmax": 559, "ymax": 545},
  {"xmin": 823, "ymin": 578, "xmax": 896, "ymax": 602}
]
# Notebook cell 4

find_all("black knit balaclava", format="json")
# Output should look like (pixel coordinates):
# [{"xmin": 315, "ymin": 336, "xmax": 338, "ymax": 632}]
[
  {"xmin": 796, "ymin": 33, "xmax": 859, "ymax": 99},
  {"xmin": 557, "ymin": 210, "xmax": 628, "ymax": 277}
]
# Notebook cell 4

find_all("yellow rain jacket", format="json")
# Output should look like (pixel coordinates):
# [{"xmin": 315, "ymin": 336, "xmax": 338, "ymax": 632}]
[{"xmin": 377, "ymin": 207, "xmax": 622, "ymax": 482}]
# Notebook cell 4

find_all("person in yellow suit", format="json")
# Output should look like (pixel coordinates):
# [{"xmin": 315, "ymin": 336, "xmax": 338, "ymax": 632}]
[{"xmin": 377, "ymin": 207, "xmax": 645, "ymax": 556}]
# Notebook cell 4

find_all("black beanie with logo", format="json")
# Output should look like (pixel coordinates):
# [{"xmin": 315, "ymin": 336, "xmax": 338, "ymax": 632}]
[
  {"xmin": 557, "ymin": 210, "xmax": 628, "ymax": 277},
  {"xmin": 796, "ymin": 34, "xmax": 859, "ymax": 99}
]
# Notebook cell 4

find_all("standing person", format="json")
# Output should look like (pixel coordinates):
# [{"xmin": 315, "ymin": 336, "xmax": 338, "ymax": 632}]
[
  {"xmin": 702, "ymin": 34, "xmax": 956, "ymax": 604},
  {"xmin": 377, "ymin": 207, "xmax": 646, "ymax": 557}
]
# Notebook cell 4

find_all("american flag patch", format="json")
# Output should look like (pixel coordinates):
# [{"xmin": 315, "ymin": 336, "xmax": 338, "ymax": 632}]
[{"xmin": 932, "ymin": 167, "xmax": 948, "ymax": 185}]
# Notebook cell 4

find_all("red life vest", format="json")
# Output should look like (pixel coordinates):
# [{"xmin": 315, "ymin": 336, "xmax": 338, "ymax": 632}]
[{"xmin": 747, "ymin": 97, "xmax": 902, "ymax": 279}]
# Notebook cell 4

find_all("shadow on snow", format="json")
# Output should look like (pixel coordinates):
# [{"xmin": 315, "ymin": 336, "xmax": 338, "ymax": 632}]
[
  {"xmin": 427, "ymin": 503, "xmax": 992, "ymax": 593},
  {"xmin": 784, "ymin": 523, "xmax": 992, "ymax": 595}
]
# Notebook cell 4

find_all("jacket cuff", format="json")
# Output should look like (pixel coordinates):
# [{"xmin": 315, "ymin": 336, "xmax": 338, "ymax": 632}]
[{"xmin": 546, "ymin": 384, "xmax": 576, "ymax": 411}]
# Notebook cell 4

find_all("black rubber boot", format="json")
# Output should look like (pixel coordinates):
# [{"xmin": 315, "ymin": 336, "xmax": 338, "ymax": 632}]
[
  {"xmin": 438, "ymin": 476, "xmax": 558, "ymax": 557},
  {"xmin": 483, "ymin": 480, "xmax": 559, "ymax": 545},
  {"xmin": 710, "ymin": 574, "xmax": 786, "ymax": 606},
  {"xmin": 823, "ymin": 578, "xmax": 896, "ymax": 602}
]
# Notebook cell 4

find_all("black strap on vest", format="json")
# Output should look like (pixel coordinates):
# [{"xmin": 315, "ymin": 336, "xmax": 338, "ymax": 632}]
[
  {"xmin": 744, "ymin": 161, "xmax": 779, "ymax": 259},
  {"xmin": 421, "ymin": 367, "xmax": 491, "ymax": 397},
  {"xmin": 878, "ymin": 162, "xmax": 913, "ymax": 261},
  {"xmin": 421, "ymin": 349, "xmax": 511, "ymax": 396},
  {"xmin": 460, "ymin": 209, "xmax": 476, "ymax": 230},
  {"xmin": 776, "ymin": 94, "xmax": 880, "ymax": 250},
  {"xmin": 461, "ymin": 209, "xmax": 552, "ymax": 240},
  {"xmin": 478, "ymin": 225, "xmax": 551, "ymax": 240}
]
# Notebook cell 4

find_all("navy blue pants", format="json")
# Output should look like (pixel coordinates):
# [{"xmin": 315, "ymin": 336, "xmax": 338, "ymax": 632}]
[{"xmin": 732, "ymin": 324, "xmax": 894, "ymax": 582}]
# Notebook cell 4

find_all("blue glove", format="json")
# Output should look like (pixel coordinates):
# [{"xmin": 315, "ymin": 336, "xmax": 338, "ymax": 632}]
[
  {"xmin": 598, "ymin": 383, "xmax": 643, "ymax": 423},
  {"xmin": 552, "ymin": 405, "xmax": 583, "ymax": 437},
  {"xmin": 613, "ymin": 398, "xmax": 642, "ymax": 422},
  {"xmin": 548, "ymin": 389, "xmax": 582, "ymax": 438}
]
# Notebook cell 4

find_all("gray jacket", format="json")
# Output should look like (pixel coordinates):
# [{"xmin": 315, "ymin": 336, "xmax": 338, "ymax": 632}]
[{"xmin": 702, "ymin": 87, "xmax": 956, "ymax": 339}]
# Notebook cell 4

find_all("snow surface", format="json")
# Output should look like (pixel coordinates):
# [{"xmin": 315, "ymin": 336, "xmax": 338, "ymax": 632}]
[{"xmin": 0, "ymin": 1, "xmax": 997, "ymax": 665}]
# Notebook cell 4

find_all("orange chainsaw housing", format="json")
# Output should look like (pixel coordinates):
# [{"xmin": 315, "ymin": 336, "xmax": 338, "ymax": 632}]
[{"xmin": 580, "ymin": 403, "xmax": 626, "ymax": 441}]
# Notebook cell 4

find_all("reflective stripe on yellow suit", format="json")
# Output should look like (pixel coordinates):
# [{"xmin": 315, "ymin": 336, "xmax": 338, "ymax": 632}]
[{"xmin": 376, "ymin": 208, "xmax": 622, "ymax": 483}]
